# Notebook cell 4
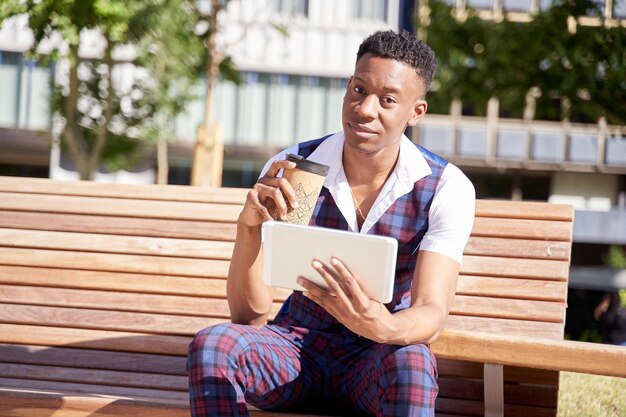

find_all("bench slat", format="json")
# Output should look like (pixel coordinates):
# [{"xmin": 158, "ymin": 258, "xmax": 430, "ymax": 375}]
[
  {"xmin": 0, "ymin": 210, "xmax": 573, "ymax": 243},
  {"xmin": 0, "ymin": 388, "xmax": 189, "ymax": 417},
  {"xmin": 437, "ymin": 359, "xmax": 559, "ymax": 385},
  {"xmin": 471, "ymin": 217, "xmax": 573, "ymax": 241},
  {"xmin": 437, "ymin": 396, "xmax": 557, "ymax": 417},
  {"xmin": 434, "ymin": 397, "xmax": 483, "ymax": 417},
  {"xmin": 432, "ymin": 330, "xmax": 626, "ymax": 377},
  {"xmin": 437, "ymin": 377, "xmax": 558, "ymax": 408},
  {"xmin": 0, "ymin": 228, "xmax": 235, "ymax": 260},
  {"xmin": 1, "ymin": 248, "xmax": 569, "ymax": 281},
  {"xmin": 0, "ymin": 228, "xmax": 570, "ymax": 262},
  {"xmin": 0, "ymin": 210, "xmax": 238, "ymax": 241},
  {"xmin": 0, "ymin": 288, "xmax": 233, "ymax": 318},
  {"xmin": 0, "ymin": 343, "xmax": 185, "ymax": 375},
  {"xmin": 0, "ymin": 265, "xmax": 565, "ymax": 304},
  {"xmin": 0, "ymin": 192, "xmax": 242, "ymax": 222},
  {"xmin": 2, "ymin": 285, "xmax": 562, "ymax": 326},
  {"xmin": 0, "ymin": 265, "xmax": 293, "ymax": 300},
  {"xmin": 0, "ymin": 363, "xmax": 187, "ymax": 392},
  {"xmin": 451, "ymin": 295, "xmax": 565, "ymax": 323},
  {"xmin": 0, "ymin": 323, "xmax": 192, "ymax": 355},
  {"xmin": 456, "ymin": 275, "xmax": 567, "ymax": 302},
  {"xmin": 0, "ymin": 176, "xmax": 248, "ymax": 204},
  {"xmin": 445, "ymin": 315, "xmax": 564, "ymax": 339},
  {"xmin": 0, "ymin": 387, "xmax": 336, "ymax": 417},
  {"xmin": 0, "ymin": 303, "xmax": 283, "ymax": 337},
  {"xmin": 464, "ymin": 236, "xmax": 570, "ymax": 260},
  {"xmin": 0, "ymin": 248, "xmax": 230, "ymax": 278},
  {"xmin": 0, "ymin": 306, "xmax": 564, "ymax": 344},
  {"xmin": 0, "ymin": 289, "xmax": 284, "ymax": 320},
  {"xmin": 461, "ymin": 255, "xmax": 568, "ymax": 280},
  {"xmin": 475, "ymin": 200, "xmax": 574, "ymax": 221},
  {"xmin": 0, "ymin": 265, "xmax": 228, "ymax": 295}
]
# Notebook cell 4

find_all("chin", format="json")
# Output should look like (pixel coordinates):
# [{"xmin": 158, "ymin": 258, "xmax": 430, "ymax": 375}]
[{"xmin": 344, "ymin": 138, "xmax": 380, "ymax": 155}]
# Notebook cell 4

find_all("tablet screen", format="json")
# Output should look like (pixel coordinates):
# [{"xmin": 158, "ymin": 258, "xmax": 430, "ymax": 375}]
[{"xmin": 262, "ymin": 221, "xmax": 397, "ymax": 303}]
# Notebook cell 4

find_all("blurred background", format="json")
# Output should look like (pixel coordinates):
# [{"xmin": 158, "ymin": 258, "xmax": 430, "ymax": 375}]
[{"xmin": 0, "ymin": 0, "xmax": 624, "ymax": 342}]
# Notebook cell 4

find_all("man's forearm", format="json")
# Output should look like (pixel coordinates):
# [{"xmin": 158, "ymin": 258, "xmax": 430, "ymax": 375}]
[
  {"xmin": 373, "ymin": 304, "xmax": 447, "ymax": 346},
  {"xmin": 227, "ymin": 223, "xmax": 275, "ymax": 326}
]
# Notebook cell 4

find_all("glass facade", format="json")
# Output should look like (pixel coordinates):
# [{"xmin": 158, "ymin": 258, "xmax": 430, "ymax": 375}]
[
  {"xmin": 353, "ymin": 0, "xmax": 388, "ymax": 21},
  {"xmin": 0, "ymin": 51, "xmax": 52, "ymax": 131},
  {"xmin": 176, "ymin": 72, "xmax": 347, "ymax": 149},
  {"xmin": 275, "ymin": 0, "xmax": 309, "ymax": 17},
  {"xmin": 467, "ymin": 0, "xmax": 494, "ymax": 10},
  {"xmin": 502, "ymin": 0, "xmax": 532, "ymax": 12},
  {"xmin": 614, "ymin": 0, "xmax": 626, "ymax": 17}
]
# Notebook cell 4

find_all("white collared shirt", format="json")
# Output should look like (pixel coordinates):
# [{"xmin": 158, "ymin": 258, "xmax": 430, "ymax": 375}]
[{"xmin": 259, "ymin": 131, "xmax": 475, "ymax": 264}]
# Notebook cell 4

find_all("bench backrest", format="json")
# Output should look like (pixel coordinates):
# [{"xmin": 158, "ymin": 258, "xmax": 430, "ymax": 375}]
[{"xmin": 0, "ymin": 176, "xmax": 573, "ymax": 416}]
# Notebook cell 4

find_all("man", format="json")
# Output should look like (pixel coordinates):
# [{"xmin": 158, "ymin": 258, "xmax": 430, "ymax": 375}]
[{"xmin": 187, "ymin": 30, "xmax": 475, "ymax": 417}]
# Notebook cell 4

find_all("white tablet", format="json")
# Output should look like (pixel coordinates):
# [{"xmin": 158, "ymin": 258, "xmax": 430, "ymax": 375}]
[{"xmin": 262, "ymin": 221, "xmax": 397, "ymax": 304}]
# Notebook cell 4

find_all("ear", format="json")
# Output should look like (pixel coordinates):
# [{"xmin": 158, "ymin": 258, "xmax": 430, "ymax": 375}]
[{"xmin": 407, "ymin": 99, "xmax": 428, "ymax": 127}]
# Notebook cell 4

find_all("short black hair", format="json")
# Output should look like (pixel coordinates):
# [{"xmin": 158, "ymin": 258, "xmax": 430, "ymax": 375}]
[{"xmin": 356, "ymin": 30, "xmax": 437, "ymax": 95}]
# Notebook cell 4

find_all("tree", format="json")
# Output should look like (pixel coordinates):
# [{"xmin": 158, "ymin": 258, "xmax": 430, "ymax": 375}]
[
  {"xmin": 133, "ymin": 0, "xmax": 206, "ymax": 184},
  {"xmin": 0, "ymin": 0, "xmax": 203, "ymax": 181},
  {"xmin": 189, "ymin": 0, "xmax": 231, "ymax": 187},
  {"xmin": 418, "ymin": 0, "xmax": 626, "ymax": 126},
  {"xmin": 187, "ymin": 0, "xmax": 284, "ymax": 187}
]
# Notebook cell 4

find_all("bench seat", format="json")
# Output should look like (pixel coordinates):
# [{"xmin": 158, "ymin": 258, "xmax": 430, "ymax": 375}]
[{"xmin": 1, "ymin": 176, "xmax": 624, "ymax": 417}]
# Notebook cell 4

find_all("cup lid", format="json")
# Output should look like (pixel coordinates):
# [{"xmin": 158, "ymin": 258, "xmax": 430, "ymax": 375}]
[{"xmin": 286, "ymin": 153, "xmax": 330, "ymax": 177}]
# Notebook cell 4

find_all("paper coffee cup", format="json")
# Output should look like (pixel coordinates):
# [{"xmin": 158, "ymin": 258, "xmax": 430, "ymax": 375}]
[{"xmin": 270, "ymin": 154, "xmax": 330, "ymax": 225}]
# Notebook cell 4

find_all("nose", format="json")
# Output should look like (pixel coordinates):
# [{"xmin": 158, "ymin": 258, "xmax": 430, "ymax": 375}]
[{"xmin": 355, "ymin": 94, "xmax": 378, "ymax": 119}]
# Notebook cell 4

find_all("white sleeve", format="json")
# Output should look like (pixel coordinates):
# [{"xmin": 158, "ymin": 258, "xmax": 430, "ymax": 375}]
[
  {"xmin": 257, "ymin": 144, "xmax": 300, "ymax": 179},
  {"xmin": 419, "ymin": 163, "xmax": 475, "ymax": 264}
]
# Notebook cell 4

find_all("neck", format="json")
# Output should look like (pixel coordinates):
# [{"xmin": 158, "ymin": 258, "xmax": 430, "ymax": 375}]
[
  {"xmin": 342, "ymin": 142, "xmax": 400, "ymax": 187},
  {"xmin": 342, "ymin": 141, "xmax": 400, "ymax": 229}
]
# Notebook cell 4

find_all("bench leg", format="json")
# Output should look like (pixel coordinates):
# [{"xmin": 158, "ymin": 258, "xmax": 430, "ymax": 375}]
[{"xmin": 483, "ymin": 363, "xmax": 504, "ymax": 417}]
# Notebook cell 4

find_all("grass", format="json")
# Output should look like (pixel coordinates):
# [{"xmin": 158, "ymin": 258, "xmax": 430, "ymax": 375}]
[{"xmin": 558, "ymin": 372, "xmax": 626, "ymax": 416}]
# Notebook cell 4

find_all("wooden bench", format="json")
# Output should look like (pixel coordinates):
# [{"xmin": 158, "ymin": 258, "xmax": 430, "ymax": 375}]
[{"xmin": 0, "ymin": 175, "xmax": 624, "ymax": 417}]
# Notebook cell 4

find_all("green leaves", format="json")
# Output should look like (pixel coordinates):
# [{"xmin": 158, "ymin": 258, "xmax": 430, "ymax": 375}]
[{"xmin": 420, "ymin": 0, "xmax": 626, "ymax": 125}]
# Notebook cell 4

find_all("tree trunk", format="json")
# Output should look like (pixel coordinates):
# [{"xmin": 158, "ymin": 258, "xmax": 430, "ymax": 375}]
[
  {"xmin": 62, "ymin": 43, "xmax": 92, "ymax": 180},
  {"xmin": 191, "ymin": 0, "xmax": 224, "ymax": 187},
  {"xmin": 89, "ymin": 37, "xmax": 115, "ymax": 179},
  {"xmin": 157, "ymin": 137, "xmax": 169, "ymax": 185}
]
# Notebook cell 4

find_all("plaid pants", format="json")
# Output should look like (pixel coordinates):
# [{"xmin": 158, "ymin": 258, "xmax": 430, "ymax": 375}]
[{"xmin": 187, "ymin": 322, "xmax": 438, "ymax": 417}]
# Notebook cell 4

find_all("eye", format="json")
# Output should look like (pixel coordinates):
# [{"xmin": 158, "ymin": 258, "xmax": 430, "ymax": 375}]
[
  {"xmin": 354, "ymin": 86, "xmax": 366, "ymax": 94},
  {"xmin": 381, "ymin": 96, "xmax": 397, "ymax": 106}
]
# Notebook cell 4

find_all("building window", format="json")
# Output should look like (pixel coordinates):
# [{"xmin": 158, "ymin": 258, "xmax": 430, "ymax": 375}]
[
  {"xmin": 466, "ymin": 0, "xmax": 494, "ymax": 10},
  {"xmin": 353, "ymin": 0, "xmax": 388, "ymax": 21},
  {"xmin": 614, "ymin": 0, "xmax": 626, "ymax": 18},
  {"xmin": 539, "ymin": 0, "xmax": 552, "ymax": 10},
  {"xmin": 502, "ymin": 0, "xmax": 532, "ymax": 12},
  {"xmin": 176, "ymin": 72, "xmax": 348, "ymax": 151},
  {"xmin": 276, "ymin": 0, "xmax": 309, "ymax": 17},
  {"xmin": 0, "ymin": 51, "xmax": 52, "ymax": 131}
]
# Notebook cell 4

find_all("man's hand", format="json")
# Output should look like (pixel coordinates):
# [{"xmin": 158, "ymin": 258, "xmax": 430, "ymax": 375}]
[
  {"xmin": 239, "ymin": 159, "xmax": 299, "ymax": 228},
  {"xmin": 297, "ymin": 257, "xmax": 389, "ymax": 342}
]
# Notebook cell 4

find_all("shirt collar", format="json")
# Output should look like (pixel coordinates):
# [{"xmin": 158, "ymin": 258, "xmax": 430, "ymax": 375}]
[{"xmin": 306, "ymin": 131, "xmax": 433, "ymax": 233}]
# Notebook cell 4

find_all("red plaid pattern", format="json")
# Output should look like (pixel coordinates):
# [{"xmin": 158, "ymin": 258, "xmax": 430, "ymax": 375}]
[{"xmin": 187, "ymin": 136, "xmax": 446, "ymax": 416}]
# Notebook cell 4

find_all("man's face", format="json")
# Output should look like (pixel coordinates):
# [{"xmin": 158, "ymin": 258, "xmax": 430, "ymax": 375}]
[{"xmin": 342, "ymin": 53, "xmax": 427, "ymax": 155}]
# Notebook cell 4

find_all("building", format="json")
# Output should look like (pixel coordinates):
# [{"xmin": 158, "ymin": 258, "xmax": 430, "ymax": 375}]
[{"xmin": 0, "ymin": 0, "xmax": 625, "ymax": 337}]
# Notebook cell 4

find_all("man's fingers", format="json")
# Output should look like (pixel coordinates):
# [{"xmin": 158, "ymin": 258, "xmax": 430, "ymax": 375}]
[
  {"xmin": 311, "ymin": 260, "xmax": 352, "ymax": 305},
  {"xmin": 264, "ymin": 159, "xmax": 297, "ymax": 178},
  {"xmin": 330, "ymin": 257, "xmax": 371, "ymax": 308}
]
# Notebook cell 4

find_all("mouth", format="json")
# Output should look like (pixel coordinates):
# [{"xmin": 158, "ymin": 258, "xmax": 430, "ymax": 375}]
[{"xmin": 347, "ymin": 122, "xmax": 377, "ymax": 137}]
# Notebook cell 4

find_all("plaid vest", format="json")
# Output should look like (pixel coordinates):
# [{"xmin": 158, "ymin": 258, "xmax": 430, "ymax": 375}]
[{"xmin": 270, "ymin": 136, "xmax": 448, "ymax": 334}]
